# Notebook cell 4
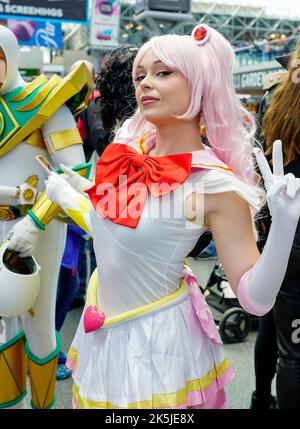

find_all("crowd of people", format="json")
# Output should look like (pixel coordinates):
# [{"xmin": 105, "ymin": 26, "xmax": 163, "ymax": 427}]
[{"xmin": 235, "ymin": 27, "xmax": 300, "ymax": 66}]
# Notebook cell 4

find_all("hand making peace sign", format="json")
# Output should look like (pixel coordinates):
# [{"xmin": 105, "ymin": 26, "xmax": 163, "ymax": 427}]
[{"xmin": 253, "ymin": 140, "xmax": 300, "ymax": 222}]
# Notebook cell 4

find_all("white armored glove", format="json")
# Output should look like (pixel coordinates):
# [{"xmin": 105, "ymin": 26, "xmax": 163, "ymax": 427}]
[
  {"xmin": 45, "ymin": 172, "xmax": 92, "ymax": 234},
  {"xmin": 59, "ymin": 164, "xmax": 92, "ymax": 195},
  {"xmin": 7, "ymin": 215, "xmax": 40, "ymax": 257},
  {"xmin": 45, "ymin": 172, "xmax": 74, "ymax": 205}
]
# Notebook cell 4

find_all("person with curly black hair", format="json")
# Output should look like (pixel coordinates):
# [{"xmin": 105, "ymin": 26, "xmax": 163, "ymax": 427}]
[{"xmin": 94, "ymin": 45, "xmax": 138, "ymax": 154}]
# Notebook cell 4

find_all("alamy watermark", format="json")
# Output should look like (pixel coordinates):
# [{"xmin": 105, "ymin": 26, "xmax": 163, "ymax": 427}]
[
  {"xmin": 291, "ymin": 319, "xmax": 300, "ymax": 344},
  {"xmin": 94, "ymin": 176, "xmax": 205, "ymax": 229}
]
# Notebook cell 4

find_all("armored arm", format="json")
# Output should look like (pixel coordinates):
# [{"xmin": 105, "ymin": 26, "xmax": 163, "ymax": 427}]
[
  {"xmin": 0, "ymin": 185, "xmax": 19, "ymax": 199},
  {"xmin": 45, "ymin": 172, "xmax": 92, "ymax": 234},
  {"xmin": 27, "ymin": 105, "xmax": 91, "ymax": 230}
]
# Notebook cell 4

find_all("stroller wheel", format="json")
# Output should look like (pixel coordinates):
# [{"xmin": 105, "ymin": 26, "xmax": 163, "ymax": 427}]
[{"xmin": 219, "ymin": 307, "xmax": 251, "ymax": 343}]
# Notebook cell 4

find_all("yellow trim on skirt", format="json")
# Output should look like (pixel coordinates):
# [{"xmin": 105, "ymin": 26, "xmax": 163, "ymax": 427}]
[{"xmin": 69, "ymin": 353, "xmax": 230, "ymax": 409}]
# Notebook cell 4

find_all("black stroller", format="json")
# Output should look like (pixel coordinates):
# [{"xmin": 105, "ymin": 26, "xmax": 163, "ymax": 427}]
[{"xmin": 188, "ymin": 232, "xmax": 259, "ymax": 343}]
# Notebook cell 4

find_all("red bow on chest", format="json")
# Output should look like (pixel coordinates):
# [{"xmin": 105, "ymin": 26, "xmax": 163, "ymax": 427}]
[{"xmin": 85, "ymin": 143, "xmax": 192, "ymax": 228}]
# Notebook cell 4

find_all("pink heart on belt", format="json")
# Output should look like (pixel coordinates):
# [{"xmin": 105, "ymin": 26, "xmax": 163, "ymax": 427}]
[{"xmin": 83, "ymin": 305, "xmax": 105, "ymax": 333}]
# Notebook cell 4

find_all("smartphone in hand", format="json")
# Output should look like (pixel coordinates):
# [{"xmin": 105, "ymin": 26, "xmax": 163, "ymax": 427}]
[{"xmin": 35, "ymin": 155, "xmax": 57, "ymax": 175}]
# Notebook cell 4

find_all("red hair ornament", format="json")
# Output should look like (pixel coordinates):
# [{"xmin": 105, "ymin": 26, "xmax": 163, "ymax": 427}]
[{"xmin": 191, "ymin": 24, "xmax": 210, "ymax": 46}]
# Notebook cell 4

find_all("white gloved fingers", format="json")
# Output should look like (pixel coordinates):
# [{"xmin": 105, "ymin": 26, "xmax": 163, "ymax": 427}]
[
  {"xmin": 253, "ymin": 147, "xmax": 274, "ymax": 190},
  {"xmin": 267, "ymin": 179, "xmax": 287, "ymax": 201},
  {"xmin": 272, "ymin": 140, "xmax": 284, "ymax": 178},
  {"xmin": 286, "ymin": 173, "xmax": 297, "ymax": 198},
  {"xmin": 7, "ymin": 234, "xmax": 26, "ymax": 254},
  {"xmin": 19, "ymin": 246, "xmax": 36, "ymax": 258},
  {"xmin": 6, "ymin": 216, "xmax": 39, "ymax": 256},
  {"xmin": 49, "ymin": 171, "xmax": 69, "ymax": 182},
  {"xmin": 45, "ymin": 172, "xmax": 70, "ymax": 191},
  {"xmin": 59, "ymin": 163, "xmax": 92, "ymax": 193},
  {"xmin": 45, "ymin": 185, "xmax": 59, "ymax": 202},
  {"xmin": 45, "ymin": 171, "xmax": 74, "ymax": 204},
  {"xmin": 50, "ymin": 171, "xmax": 67, "ymax": 182},
  {"xmin": 46, "ymin": 172, "xmax": 56, "ymax": 184},
  {"xmin": 45, "ymin": 174, "xmax": 57, "ymax": 200},
  {"xmin": 59, "ymin": 163, "xmax": 76, "ymax": 177},
  {"xmin": 58, "ymin": 164, "xmax": 80, "ymax": 188}
]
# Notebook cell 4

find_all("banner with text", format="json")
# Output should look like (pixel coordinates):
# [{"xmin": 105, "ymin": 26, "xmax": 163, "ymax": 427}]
[
  {"xmin": 0, "ymin": 0, "xmax": 88, "ymax": 23},
  {"xmin": 90, "ymin": 0, "xmax": 120, "ymax": 48},
  {"xmin": 7, "ymin": 19, "xmax": 63, "ymax": 48}
]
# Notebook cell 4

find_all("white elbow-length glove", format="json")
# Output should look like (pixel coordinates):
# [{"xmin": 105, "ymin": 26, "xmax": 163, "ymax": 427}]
[
  {"xmin": 59, "ymin": 164, "xmax": 93, "ymax": 195},
  {"xmin": 237, "ymin": 140, "xmax": 300, "ymax": 316},
  {"xmin": 45, "ymin": 172, "xmax": 92, "ymax": 234},
  {"xmin": 7, "ymin": 216, "xmax": 40, "ymax": 257}
]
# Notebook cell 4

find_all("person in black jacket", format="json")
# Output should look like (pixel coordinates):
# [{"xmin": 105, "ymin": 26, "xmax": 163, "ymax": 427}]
[{"xmin": 252, "ymin": 44, "xmax": 300, "ymax": 409}]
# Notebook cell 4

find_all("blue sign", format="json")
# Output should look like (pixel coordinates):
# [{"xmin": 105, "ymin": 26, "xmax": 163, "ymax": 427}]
[{"xmin": 8, "ymin": 20, "xmax": 63, "ymax": 48}]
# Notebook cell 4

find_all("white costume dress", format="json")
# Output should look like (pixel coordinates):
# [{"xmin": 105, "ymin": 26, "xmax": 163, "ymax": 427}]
[{"xmin": 52, "ymin": 137, "xmax": 261, "ymax": 409}]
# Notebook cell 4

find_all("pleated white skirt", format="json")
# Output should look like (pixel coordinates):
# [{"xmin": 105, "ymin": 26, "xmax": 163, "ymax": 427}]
[{"xmin": 67, "ymin": 295, "xmax": 234, "ymax": 409}]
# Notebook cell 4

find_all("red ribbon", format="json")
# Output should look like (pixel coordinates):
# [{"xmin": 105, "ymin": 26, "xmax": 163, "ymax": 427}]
[{"xmin": 86, "ymin": 143, "xmax": 192, "ymax": 228}]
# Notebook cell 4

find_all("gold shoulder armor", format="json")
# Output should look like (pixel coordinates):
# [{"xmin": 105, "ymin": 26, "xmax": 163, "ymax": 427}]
[
  {"xmin": 41, "ymin": 61, "xmax": 92, "ymax": 118},
  {"xmin": 2, "ymin": 63, "xmax": 91, "ymax": 156}
]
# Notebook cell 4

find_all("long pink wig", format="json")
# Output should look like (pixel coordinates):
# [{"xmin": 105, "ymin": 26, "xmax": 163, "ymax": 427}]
[{"xmin": 123, "ymin": 27, "xmax": 260, "ymax": 187}]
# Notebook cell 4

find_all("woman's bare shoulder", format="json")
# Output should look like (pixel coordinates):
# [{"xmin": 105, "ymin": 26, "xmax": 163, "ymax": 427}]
[{"xmin": 204, "ymin": 190, "xmax": 249, "ymax": 216}]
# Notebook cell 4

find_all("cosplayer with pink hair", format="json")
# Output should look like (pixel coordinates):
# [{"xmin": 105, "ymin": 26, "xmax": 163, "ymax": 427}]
[
  {"xmin": 43, "ymin": 23, "xmax": 300, "ymax": 409},
  {"xmin": 128, "ymin": 26, "xmax": 257, "ymax": 185}
]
